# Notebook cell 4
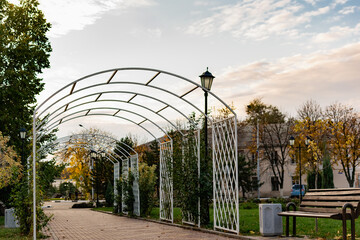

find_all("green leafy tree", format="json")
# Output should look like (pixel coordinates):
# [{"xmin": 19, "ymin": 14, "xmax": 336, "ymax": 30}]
[
  {"xmin": 38, "ymin": 159, "xmax": 65, "ymax": 197},
  {"xmin": 238, "ymin": 154, "xmax": 261, "ymax": 198},
  {"xmin": 0, "ymin": 0, "xmax": 51, "ymax": 152},
  {"xmin": 246, "ymin": 98, "xmax": 292, "ymax": 196},
  {"xmin": 322, "ymin": 152, "xmax": 334, "ymax": 189}
]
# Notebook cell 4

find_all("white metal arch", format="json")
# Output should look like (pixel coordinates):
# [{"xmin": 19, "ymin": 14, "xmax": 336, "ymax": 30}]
[{"xmin": 31, "ymin": 67, "xmax": 238, "ymax": 239}]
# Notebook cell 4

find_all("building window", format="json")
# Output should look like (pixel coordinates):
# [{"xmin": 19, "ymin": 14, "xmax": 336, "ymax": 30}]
[
  {"xmin": 251, "ymin": 152, "xmax": 256, "ymax": 163},
  {"xmin": 271, "ymin": 151, "xmax": 278, "ymax": 164},
  {"xmin": 291, "ymin": 156, "xmax": 295, "ymax": 164},
  {"xmin": 271, "ymin": 176, "xmax": 279, "ymax": 191},
  {"xmin": 291, "ymin": 176, "xmax": 299, "ymax": 185},
  {"xmin": 251, "ymin": 176, "xmax": 258, "ymax": 191}
]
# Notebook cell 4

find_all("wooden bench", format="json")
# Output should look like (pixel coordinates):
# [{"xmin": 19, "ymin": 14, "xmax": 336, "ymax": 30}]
[{"xmin": 278, "ymin": 188, "xmax": 360, "ymax": 240}]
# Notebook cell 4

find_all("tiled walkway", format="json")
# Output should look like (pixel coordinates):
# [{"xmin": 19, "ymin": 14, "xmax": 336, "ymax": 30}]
[{"xmin": 42, "ymin": 202, "xmax": 238, "ymax": 240}]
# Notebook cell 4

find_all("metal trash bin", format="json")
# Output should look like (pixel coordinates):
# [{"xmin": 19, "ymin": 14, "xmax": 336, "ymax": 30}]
[
  {"xmin": 259, "ymin": 204, "xmax": 282, "ymax": 236},
  {"xmin": 5, "ymin": 208, "xmax": 19, "ymax": 228}
]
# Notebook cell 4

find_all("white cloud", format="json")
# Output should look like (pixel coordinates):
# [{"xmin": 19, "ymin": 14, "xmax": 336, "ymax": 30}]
[
  {"xmin": 330, "ymin": 0, "xmax": 348, "ymax": 9},
  {"xmin": 339, "ymin": 6, "xmax": 357, "ymax": 14},
  {"xmin": 186, "ymin": 0, "xmax": 330, "ymax": 41},
  {"xmin": 303, "ymin": 0, "xmax": 319, "ymax": 6},
  {"xmin": 214, "ymin": 42, "xmax": 360, "ymax": 116},
  {"xmin": 38, "ymin": 0, "xmax": 155, "ymax": 37},
  {"xmin": 312, "ymin": 23, "xmax": 360, "ymax": 43}
]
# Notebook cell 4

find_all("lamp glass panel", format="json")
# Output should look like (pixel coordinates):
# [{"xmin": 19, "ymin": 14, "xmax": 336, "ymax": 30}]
[{"xmin": 20, "ymin": 132, "xmax": 26, "ymax": 139}]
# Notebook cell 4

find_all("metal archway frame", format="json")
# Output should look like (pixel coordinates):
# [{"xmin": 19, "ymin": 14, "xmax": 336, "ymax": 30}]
[
  {"xmin": 31, "ymin": 67, "xmax": 238, "ymax": 239},
  {"xmin": 43, "ymin": 133, "xmax": 139, "ymax": 212}
]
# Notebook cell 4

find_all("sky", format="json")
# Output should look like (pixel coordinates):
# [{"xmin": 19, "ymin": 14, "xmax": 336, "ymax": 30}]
[{"xmin": 28, "ymin": 0, "xmax": 360, "ymax": 141}]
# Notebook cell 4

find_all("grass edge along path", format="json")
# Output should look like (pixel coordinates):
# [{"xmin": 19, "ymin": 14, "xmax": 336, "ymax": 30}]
[
  {"xmin": 0, "ymin": 216, "xmax": 32, "ymax": 240},
  {"xmin": 92, "ymin": 207, "xmax": 360, "ymax": 239}
]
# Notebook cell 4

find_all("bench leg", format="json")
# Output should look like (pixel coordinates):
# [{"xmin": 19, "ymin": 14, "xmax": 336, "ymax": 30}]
[
  {"xmin": 286, "ymin": 216, "xmax": 289, "ymax": 236},
  {"xmin": 351, "ymin": 218, "xmax": 355, "ymax": 240},
  {"xmin": 293, "ymin": 216, "xmax": 296, "ymax": 236},
  {"xmin": 342, "ymin": 218, "xmax": 347, "ymax": 240}
]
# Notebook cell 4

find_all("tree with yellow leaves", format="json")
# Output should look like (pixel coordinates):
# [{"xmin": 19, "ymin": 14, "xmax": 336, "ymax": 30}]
[
  {"xmin": 294, "ymin": 100, "xmax": 328, "ymax": 189},
  {"xmin": 325, "ymin": 103, "xmax": 360, "ymax": 187},
  {"xmin": 61, "ymin": 145, "xmax": 91, "ymax": 194},
  {"xmin": 0, "ymin": 132, "xmax": 22, "ymax": 189}
]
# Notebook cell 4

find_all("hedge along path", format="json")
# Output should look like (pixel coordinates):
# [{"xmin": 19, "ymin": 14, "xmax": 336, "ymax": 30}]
[{"xmin": 31, "ymin": 67, "xmax": 239, "ymax": 239}]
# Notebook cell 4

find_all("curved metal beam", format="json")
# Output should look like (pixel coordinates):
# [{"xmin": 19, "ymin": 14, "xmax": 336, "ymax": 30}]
[
  {"xmin": 36, "ymin": 89, "xmax": 195, "ymax": 132},
  {"xmin": 49, "ymin": 134, "xmax": 130, "ymax": 161},
  {"xmin": 39, "ymin": 114, "xmax": 160, "ymax": 144},
  {"xmin": 41, "ymin": 98, "xmax": 183, "ymax": 135},
  {"xmin": 35, "ymin": 67, "xmax": 236, "ymax": 121},
  {"xmin": 39, "ymin": 107, "xmax": 170, "ymax": 142}
]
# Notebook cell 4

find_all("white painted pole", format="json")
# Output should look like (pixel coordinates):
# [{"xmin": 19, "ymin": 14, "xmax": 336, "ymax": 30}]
[
  {"xmin": 32, "ymin": 116, "xmax": 37, "ymax": 240},
  {"xmin": 256, "ymin": 120, "xmax": 260, "ymax": 199}
]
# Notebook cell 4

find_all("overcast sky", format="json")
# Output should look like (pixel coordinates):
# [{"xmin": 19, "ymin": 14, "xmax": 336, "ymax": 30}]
[{"xmin": 30, "ymin": 0, "xmax": 360, "ymax": 141}]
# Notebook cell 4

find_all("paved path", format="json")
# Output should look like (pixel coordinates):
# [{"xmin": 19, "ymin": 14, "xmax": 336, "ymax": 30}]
[{"xmin": 42, "ymin": 202, "xmax": 239, "ymax": 240}]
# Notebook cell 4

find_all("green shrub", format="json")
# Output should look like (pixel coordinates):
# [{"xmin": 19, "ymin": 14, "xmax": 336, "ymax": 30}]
[
  {"xmin": 105, "ymin": 182, "xmax": 113, "ymax": 207},
  {"xmin": 240, "ymin": 201, "xmax": 258, "ymax": 209},
  {"xmin": 123, "ymin": 171, "xmax": 135, "ymax": 215},
  {"xmin": 11, "ymin": 177, "xmax": 51, "ymax": 236},
  {"xmin": 139, "ymin": 162, "xmax": 157, "ymax": 216},
  {"xmin": 114, "ymin": 178, "xmax": 122, "ymax": 213},
  {"xmin": 71, "ymin": 202, "xmax": 94, "ymax": 208}
]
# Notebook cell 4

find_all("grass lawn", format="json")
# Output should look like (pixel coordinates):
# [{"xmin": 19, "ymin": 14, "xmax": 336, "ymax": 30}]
[
  {"xmin": 92, "ymin": 206, "xmax": 360, "ymax": 239},
  {"xmin": 0, "ymin": 216, "xmax": 31, "ymax": 240},
  {"xmin": 92, "ymin": 207, "xmax": 113, "ymax": 212}
]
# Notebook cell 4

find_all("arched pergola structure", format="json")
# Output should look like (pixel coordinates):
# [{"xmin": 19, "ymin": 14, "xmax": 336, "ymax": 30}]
[
  {"xmin": 32, "ymin": 67, "xmax": 239, "ymax": 239},
  {"xmin": 47, "ymin": 133, "xmax": 141, "ymax": 216}
]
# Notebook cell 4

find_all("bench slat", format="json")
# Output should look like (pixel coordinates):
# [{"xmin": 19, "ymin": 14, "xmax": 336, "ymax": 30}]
[
  {"xmin": 299, "ymin": 207, "xmax": 342, "ymax": 213},
  {"xmin": 278, "ymin": 211, "xmax": 333, "ymax": 218},
  {"xmin": 303, "ymin": 195, "xmax": 360, "ymax": 201},
  {"xmin": 308, "ymin": 188, "xmax": 360, "ymax": 192},
  {"xmin": 300, "ymin": 201, "xmax": 359, "ymax": 208},
  {"xmin": 306, "ymin": 190, "xmax": 360, "ymax": 196}
]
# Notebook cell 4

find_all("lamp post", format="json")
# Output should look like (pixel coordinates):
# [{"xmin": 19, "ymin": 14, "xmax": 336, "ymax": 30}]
[
  {"xmin": 199, "ymin": 67, "xmax": 215, "ymax": 164},
  {"xmin": 199, "ymin": 67, "xmax": 215, "ymax": 224},
  {"xmin": 289, "ymin": 136, "xmax": 310, "ymax": 201},
  {"xmin": 19, "ymin": 127, "xmax": 26, "ymax": 167}
]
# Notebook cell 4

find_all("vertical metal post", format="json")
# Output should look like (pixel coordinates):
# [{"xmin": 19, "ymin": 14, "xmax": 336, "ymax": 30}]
[
  {"xmin": 203, "ymin": 90, "xmax": 210, "ymax": 224},
  {"xmin": 212, "ymin": 125, "xmax": 216, "ymax": 230},
  {"xmin": 32, "ymin": 116, "xmax": 37, "ymax": 240},
  {"xmin": 204, "ymin": 91, "xmax": 208, "ymax": 162},
  {"xmin": 159, "ymin": 145, "xmax": 162, "ymax": 219},
  {"xmin": 299, "ymin": 146, "xmax": 302, "ymax": 201},
  {"xmin": 256, "ymin": 120, "xmax": 260, "ymax": 199},
  {"xmin": 234, "ymin": 117, "xmax": 239, "ymax": 234},
  {"xmin": 91, "ymin": 157, "xmax": 94, "ymax": 201}
]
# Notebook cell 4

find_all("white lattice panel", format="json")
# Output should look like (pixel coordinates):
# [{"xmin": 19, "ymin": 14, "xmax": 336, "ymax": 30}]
[
  {"xmin": 182, "ymin": 130, "xmax": 200, "ymax": 227},
  {"xmin": 114, "ymin": 162, "xmax": 120, "ymax": 208},
  {"xmin": 212, "ymin": 116, "xmax": 239, "ymax": 234},
  {"xmin": 160, "ymin": 140, "xmax": 173, "ymax": 222},
  {"xmin": 122, "ymin": 158, "xmax": 129, "ymax": 214},
  {"xmin": 130, "ymin": 154, "xmax": 140, "ymax": 216}
]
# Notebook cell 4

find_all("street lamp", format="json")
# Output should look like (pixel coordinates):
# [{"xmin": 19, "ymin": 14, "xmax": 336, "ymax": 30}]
[
  {"xmin": 289, "ymin": 136, "xmax": 310, "ymax": 201},
  {"xmin": 199, "ymin": 67, "xmax": 215, "ymax": 224},
  {"xmin": 19, "ymin": 127, "xmax": 26, "ymax": 167},
  {"xmin": 199, "ymin": 67, "xmax": 215, "ymax": 161}
]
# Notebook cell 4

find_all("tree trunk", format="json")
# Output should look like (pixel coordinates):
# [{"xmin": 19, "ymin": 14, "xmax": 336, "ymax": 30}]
[{"xmin": 279, "ymin": 188, "xmax": 284, "ymax": 197}]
